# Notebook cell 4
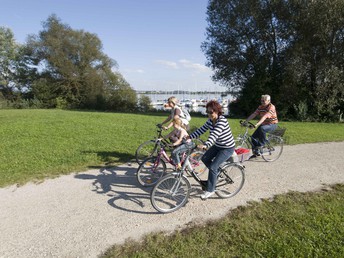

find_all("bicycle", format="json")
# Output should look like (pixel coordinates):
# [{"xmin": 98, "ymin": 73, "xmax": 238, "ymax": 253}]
[
  {"xmin": 135, "ymin": 124, "xmax": 203, "ymax": 164},
  {"xmin": 150, "ymin": 145, "xmax": 245, "ymax": 213},
  {"xmin": 137, "ymin": 139, "xmax": 206, "ymax": 187},
  {"xmin": 236, "ymin": 120, "xmax": 286, "ymax": 162}
]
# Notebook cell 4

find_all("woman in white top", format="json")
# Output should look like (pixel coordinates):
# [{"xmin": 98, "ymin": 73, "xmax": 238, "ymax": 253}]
[{"xmin": 160, "ymin": 96, "xmax": 190, "ymax": 132}]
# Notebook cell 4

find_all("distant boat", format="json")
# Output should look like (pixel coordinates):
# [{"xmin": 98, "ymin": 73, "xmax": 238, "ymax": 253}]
[{"xmin": 221, "ymin": 99, "xmax": 229, "ymax": 108}]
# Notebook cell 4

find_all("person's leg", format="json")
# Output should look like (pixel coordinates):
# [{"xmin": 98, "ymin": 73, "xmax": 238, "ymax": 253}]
[
  {"xmin": 201, "ymin": 145, "xmax": 217, "ymax": 169},
  {"xmin": 251, "ymin": 127, "xmax": 264, "ymax": 154},
  {"xmin": 259, "ymin": 124, "xmax": 278, "ymax": 146},
  {"xmin": 205, "ymin": 147, "xmax": 234, "ymax": 193},
  {"xmin": 172, "ymin": 144, "xmax": 188, "ymax": 168}
]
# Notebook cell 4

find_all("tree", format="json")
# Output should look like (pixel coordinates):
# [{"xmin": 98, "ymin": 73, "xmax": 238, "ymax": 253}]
[
  {"xmin": 0, "ymin": 27, "xmax": 20, "ymax": 100},
  {"xmin": 26, "ymin": 14, "xmax": 137, "ymax": 110},
  {"xmin": 138, "ymin": 95, "xmax": 153, "ymax": 112},
  {"xmin": 202, "ymin": 0, "xmax": 344, "ymax": 121}
]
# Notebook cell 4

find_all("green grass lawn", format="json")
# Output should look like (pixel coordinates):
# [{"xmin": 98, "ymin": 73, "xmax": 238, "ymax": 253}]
[
  {"xmin": 103, "ymin": 184, "xmax": 344, "ymax": 258},
  {"xmin": 1, "ymin": 109, "xmax": 344, "ymax": 187},
  {"xmin": 1, "ymin": 109, "xmax": 344, "ymax": 257}
]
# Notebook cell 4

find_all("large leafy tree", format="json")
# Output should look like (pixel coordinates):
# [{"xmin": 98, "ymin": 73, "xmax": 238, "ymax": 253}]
[
  {"xmin": 202, "ymin": 0, "xmax": 344, "ymax": 121},
  {"xmin": 26, "ymin": 15, "xmax": 137, "ymax": 110},
  {"xmin": 0, "ymin": 27, "xmax": 21, "ymax": 100}
]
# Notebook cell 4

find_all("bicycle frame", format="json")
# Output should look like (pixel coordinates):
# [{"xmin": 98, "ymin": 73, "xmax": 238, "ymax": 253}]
[{"xmin": 156, "ymin": 141, "xmax": 191, "ymax": 168}]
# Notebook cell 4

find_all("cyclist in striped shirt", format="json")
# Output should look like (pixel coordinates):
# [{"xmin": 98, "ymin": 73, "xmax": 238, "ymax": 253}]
[
  {"xmin": 188, "ymin": 100, "xmax": 235, "ymax": 200},
  {"xmin": 245, "ymin": 94, "xmax": 278, "ymax": 157}
]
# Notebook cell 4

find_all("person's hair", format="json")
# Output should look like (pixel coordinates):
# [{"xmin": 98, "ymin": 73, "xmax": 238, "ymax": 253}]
[
  {"xmin": 206, "ymin": 100, "xmax": 223, "ymax": 116},
  {"xmin": 173, "ymin": 117, "xmax": 186, "ymax": 129},
  {"xmin": 167, "ymin": 96, "xmax": 178, "ymax": 105},
  {"xmin": 261, "ymin": 94, "xmax": 271, "ymax": 102}
]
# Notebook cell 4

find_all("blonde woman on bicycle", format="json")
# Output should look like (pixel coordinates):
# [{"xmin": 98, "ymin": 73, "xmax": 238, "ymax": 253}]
[
  {"xmin": 160, "ymin": 96, "xmax": 190, "ymax": 131},
  {"xmin": 245, "ymin": 94, "xmax": 278, "ymax": 158}
]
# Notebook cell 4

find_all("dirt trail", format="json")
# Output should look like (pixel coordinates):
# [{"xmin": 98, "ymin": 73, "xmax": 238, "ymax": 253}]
[{"xmin": 0, "ymin": 142, "xmax": 343, "ymax": 258}]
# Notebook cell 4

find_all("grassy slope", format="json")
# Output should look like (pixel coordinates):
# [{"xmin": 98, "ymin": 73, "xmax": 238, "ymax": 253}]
[{"xmin": 0, "ymin": 109, "xmax": 343, "ymax": 187}]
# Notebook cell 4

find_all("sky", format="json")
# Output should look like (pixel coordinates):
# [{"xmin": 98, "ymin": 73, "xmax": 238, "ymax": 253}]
[{"xmin": 0, "ymin": 0, "xmax": 226, "ymax": 92}]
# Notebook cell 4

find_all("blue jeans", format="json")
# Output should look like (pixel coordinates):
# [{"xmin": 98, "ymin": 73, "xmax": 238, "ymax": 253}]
[
  {"xmin": 201, "ymin": 145, "xmax": 235, "ymax": 192},
  {"xmin": 251, "ymin": 123, "xmax": 278, "ymax": 152},
  {"xmin": 171, "ymin": 142, "xmax": 194, "ymax": 165}
]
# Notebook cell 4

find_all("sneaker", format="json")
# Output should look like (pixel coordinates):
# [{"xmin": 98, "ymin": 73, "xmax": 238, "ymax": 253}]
[
  {"xmin": 177, "ymin": 163, "xmax": 182, "ymax": 170},
  {"xmin": 249, "ymin": 154, "xmax": 258, "ymax": 159},
  {"xmin": 200, "ymin": 191, "xmax": 215, "ymax": 200}
]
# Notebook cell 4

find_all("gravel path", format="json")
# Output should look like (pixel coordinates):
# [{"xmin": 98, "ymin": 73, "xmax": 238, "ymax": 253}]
[{"xmin": 1, "ymin": 142, "xmax": 344, "ymax": 258}]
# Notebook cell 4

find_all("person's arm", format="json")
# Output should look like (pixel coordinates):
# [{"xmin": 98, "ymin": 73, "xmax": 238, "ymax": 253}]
[
  {"xmin": 189, "ymin": 120, "xmax": 209, "ymax": 139},
  {"xmin": 164, "ymin": 129, "xmax": 175, "ymax": 140},
  {"xmin": 165, "ymin": 108, "xmax": 182, "ymax": 130},
  {"xmin": 255, "ymin": 112, "xmax": 271, "ymax": 127},
  {"xmin": 246, "ymin": 111, "xmax": 257, "ymax": 122},
  {"xmin": 161, "ymin": 114, "xmax": 172, "ymax": 129},
  {"xmin": 172, "ymin": 129, "xmax": 188, "ymax": 146}
]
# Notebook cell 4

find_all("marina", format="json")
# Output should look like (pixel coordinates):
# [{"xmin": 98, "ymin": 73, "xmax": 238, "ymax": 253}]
[{"xmin": 138, "ymin": 92, "xmax": 235, "ymax": 116}]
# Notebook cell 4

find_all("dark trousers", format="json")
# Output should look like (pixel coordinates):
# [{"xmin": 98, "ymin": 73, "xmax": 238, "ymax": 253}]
[
  {"xmin": 251, "ymin": 123, "xmax": 278, "ymax": 152},
  {"xmin": 201, "ymin": 145, "xmax": 235, "ymax": 192}
]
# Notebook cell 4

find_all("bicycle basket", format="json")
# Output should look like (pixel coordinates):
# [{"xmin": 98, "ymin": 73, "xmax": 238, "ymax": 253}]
[{"xmin": 270, "ymin": 126, "xmax": 286, "ymax": 137}]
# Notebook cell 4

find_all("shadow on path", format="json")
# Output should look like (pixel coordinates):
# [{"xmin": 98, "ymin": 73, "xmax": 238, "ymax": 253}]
[{"xmin": 74, "ymin": 164, "xmax": 159, "ymax": 214}]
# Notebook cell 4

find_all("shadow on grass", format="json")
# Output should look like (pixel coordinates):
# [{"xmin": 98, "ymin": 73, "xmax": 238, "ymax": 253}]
[
  {"xmin": 83, "ymin": 150, "xmax": 136, "ymax": 165},
  {"xmin": 74, "ymin": 163, "xmax": 159, "ymax": 214}
]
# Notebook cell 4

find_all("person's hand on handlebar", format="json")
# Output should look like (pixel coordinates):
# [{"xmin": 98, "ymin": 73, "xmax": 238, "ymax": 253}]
[{"xmin": 197, "ymin": 144, "xmax": 207, "ymax": 150}]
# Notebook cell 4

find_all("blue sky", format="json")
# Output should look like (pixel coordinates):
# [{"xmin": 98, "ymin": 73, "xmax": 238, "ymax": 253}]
[{"xmin": 1, "ymin": 0, "xmax": 226, "ymax": 92}]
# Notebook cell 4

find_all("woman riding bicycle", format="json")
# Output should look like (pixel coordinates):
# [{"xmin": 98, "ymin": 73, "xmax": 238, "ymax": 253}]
[
  {"xmin": 160, "ymin": 96, "xmax": 190, "ymax": 132},
  {"xmin": 245, "ymin": 94, "xmax": 278, "ymax": 158},
  {"xmin": 187, "ymin": 100, "xmax": 235, "ymax": 200}
]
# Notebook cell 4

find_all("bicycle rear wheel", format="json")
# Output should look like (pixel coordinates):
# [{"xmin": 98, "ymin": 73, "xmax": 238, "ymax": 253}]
[
  {"xmin": 137, "ymin": 157, "xmax": 166, "ymax": 187},
  {"xmin": 151, "ymin": 174, "xmax": 191, "ymax": 213},
  {"xmin": 216, "ymin": 163, "xmax": 245, "ymax": 198},
  {"xmin": 135, "ymin": 140, "xmax": 159, "ymax": 164},
  {"xmin": 261, "ymin": 135, "xmax": 284, "ymax": 162}
]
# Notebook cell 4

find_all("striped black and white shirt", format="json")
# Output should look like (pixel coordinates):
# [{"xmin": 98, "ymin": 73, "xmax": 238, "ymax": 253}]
[{"xmin": 190, "ymin": 115, "xmax": 235, "ymax": 149}]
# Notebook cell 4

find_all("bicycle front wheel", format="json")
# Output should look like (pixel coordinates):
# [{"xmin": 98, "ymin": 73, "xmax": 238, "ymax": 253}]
[
  {"xmin": 151, "ymin": 174, "xmax": 191, "ymax": 213},
  {"xmin": 216, "ymin": 163, "xmax": 245, "ymax": 198},
  {"xmin": 189, "ymin": 150, "xmax": 208, "ymax": 176},
  {"xmin": 135, "ymin": 140, "xmax": 159, "ymax": 164},
  {"xmin": 261, "ymin": 135, "xmax": 284, "ymax": 162},
  {"xmin": 137, "ymin": 157, "xmax": 166, "ymax": 187}
]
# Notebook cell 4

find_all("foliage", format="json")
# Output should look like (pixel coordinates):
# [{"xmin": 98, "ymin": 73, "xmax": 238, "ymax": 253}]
[
  {"xmin": 0, "ymin": 27, "xmax": 21, "ymax": 100},
  {"xmin": 138, "ymin": 95, "xmax": 153, "ymax": 112},
  {"xmin": 203, "ymin": 0, "xmax": 344, "ymax": 121},
  {"xmin": 1, "ymin": 15, "xmax": 138, "ymax": 111}
]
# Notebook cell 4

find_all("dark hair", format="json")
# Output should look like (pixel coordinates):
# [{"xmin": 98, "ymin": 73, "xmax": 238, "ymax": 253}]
[{"xmin": 206, "ymin": 100, "xmax": 223, "ymax": 116}]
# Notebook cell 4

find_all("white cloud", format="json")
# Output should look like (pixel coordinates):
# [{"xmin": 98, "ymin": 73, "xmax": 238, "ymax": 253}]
[
  {"xmin": 178, "ymin": 59, "xmax": 210, "ymax": 73},
  {"xmin": 155, "ymin": 59, "xmax": 210, "ymax": 73},
  {"xmin": 155, "ymin": 60, "xmax": 179, "ymax": 69}
]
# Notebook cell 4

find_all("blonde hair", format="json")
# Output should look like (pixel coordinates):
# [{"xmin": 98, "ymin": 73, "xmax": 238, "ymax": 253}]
[
  {"xmin": 168, "ymin": 96, "xmax": 178, "ymax": 105},
  {"xmin": 173, "ymin": 117, "xmax": 186, "ymax": 129}
]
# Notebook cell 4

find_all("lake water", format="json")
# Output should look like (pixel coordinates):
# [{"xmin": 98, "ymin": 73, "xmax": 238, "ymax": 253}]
[{"xmin": 139, "ymin": 92, "xmax": 234, "ymax": 116}]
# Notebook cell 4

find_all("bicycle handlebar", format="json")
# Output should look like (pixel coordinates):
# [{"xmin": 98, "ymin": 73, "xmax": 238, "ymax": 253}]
[{"xmin": 240, "ymin": 120, "xmax": 256, "ymax": 129}]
